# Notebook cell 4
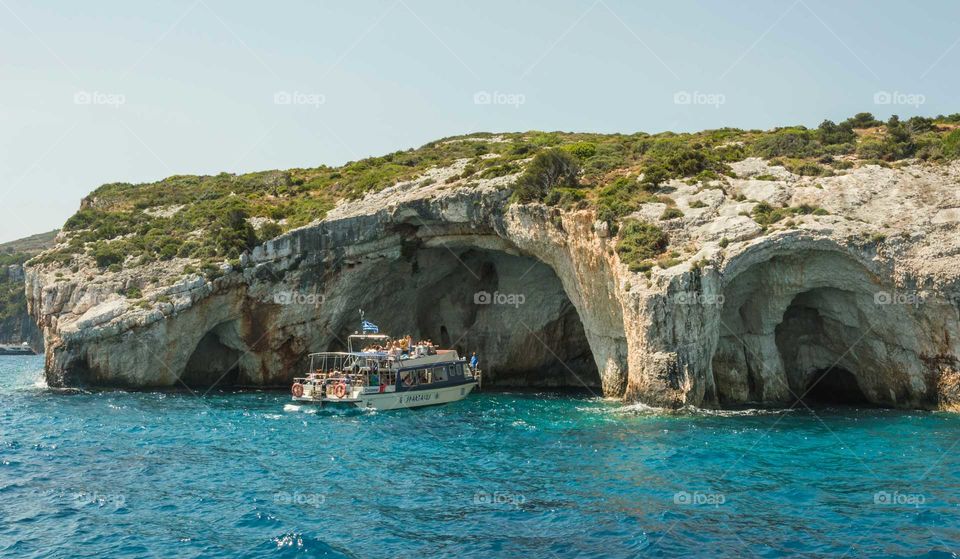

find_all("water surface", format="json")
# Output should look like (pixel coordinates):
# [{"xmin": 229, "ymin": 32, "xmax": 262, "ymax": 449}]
[{"xmin": 1, "ymin": 355, "xmax": 958, "ymax": 557}]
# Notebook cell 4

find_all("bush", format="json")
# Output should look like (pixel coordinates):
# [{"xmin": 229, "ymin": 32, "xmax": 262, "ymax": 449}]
[
  {"xmin": 751, "ymin": 202, "xmax": 787, "ymax": 226},
  {"xmin": 90, "ymin": 242, "xmax": 125, "ymax": 268},
  {"xmin": 211, "ymin": 205, "xmax": 257, "ymax": 259},
  {"xmin": 616, "ymin": 219, "xmax": 668, "ymax": 272},
  {"xmin": 907, "ymin": 116, "xmax": 935, "ymax": 134},
  {"xmin": 817, "ymin": 120, "xmax": 856, "ymax": 146},
  {"xmin": 258, "ymin": 222, "xmax": 283, "ymax": 243},
  {"xmin": 560, "ymin": 142, "xmax": 597, "ymax": 159},
  {"xmin": 660, "ymin": 207, "xmax": 683, "ymax": 220},
  {"xmin": 640, "ymin": 165, "xmax": 670, "ymax": 189},
  {"xmin": 543, "ymin": 187, "xmax": 587, "ymax": 210},
  {"xmin": 855, "ymin": 116, "xmax": 917, "ymax": 161},
  {"xmin": 752, "ymin": 129, "xmax": 820, "ymax": 158},
  {"xmin": 512, "ymin": 149, "xmax": 580, "ymax": 203},
  {"xmin": 788, "ymin": 162, "xmax": 826, "ymax": 176},
  {"xmin": 844, "ymin": 112, "xmax": 882, "ymax": 129},
  {"xmin": 942, "ymin": 129, "xmax": 960, "ymax": 159},
  {"xmin": 596, "ymin": 176, "xmax": 652, "ymax": 223}
]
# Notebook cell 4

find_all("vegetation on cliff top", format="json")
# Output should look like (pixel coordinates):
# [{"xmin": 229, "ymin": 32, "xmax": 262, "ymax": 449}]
[{"xmin": 33, "ymin": 113, "xmax": 960, "ymax": 277}]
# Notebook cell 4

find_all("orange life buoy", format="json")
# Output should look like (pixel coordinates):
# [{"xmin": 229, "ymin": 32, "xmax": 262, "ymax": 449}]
[
  {"xmin": 335, "ymin": 383, "xmax": 347, "ymax": 398},
  {"xmin": 291, "ymin": 383, "xmax": 304, "ymax": 398}
]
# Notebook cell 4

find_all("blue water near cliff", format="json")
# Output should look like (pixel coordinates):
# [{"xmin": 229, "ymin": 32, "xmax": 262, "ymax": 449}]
[{"xmin": 2, "ymin": 355, "xmax": 960, "ymax": 558}]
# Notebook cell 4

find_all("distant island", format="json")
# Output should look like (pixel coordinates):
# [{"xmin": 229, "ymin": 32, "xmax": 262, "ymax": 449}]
[{"xmin": 0, "ymin": 229, "xmax": 57, "ymax": 351}]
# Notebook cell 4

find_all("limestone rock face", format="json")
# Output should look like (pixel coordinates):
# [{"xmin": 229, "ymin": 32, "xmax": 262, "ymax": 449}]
[{"xmin": 25, "ymin": 158, "xmax": 960, "ymax": 409}]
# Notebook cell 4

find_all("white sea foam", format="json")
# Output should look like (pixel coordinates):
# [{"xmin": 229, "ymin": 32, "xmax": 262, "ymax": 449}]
[{"xmin": 610, "ymin": 402, "xmax": 795, "ymax": 417}]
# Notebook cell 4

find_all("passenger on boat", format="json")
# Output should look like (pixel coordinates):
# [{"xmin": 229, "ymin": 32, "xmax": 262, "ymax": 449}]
[{"xmin": 470, "ymin": 352, "xmax": 479, "ymax": 370}]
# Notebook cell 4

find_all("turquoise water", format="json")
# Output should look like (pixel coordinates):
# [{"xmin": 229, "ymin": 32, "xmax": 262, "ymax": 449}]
[{"xmin": 1, "ymin": 355, "xmax": 959, "ymax": 558}]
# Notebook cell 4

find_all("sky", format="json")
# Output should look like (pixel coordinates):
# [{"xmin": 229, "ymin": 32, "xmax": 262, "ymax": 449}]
[{"xmin": 1, "ymin": 0, "xmax": 958, "ymax": 242}]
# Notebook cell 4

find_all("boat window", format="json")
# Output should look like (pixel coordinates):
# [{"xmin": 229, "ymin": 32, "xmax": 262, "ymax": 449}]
[{"xmin": 433, "ymin": 367, "xmax": 447, "ymax": 382}]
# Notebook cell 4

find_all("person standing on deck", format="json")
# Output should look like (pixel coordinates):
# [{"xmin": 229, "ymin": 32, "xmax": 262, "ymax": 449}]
[{"xmin": 470, "ymin": 352, "xmax": 479, "ymax": 371}]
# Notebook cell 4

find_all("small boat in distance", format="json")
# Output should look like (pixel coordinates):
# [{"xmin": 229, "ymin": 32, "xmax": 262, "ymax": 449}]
[
  {"xmin": 290, "ymin": 319, "xmax": 481, "ymax": 410},
  {"xmin": 0, "ymin": 343, "xmax": 35, "ymax": 356}
]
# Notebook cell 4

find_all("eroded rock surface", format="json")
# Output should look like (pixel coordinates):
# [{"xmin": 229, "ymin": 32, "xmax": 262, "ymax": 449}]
[{"xmin": 26, "ymin": 158, "xmax": 960, "ymax": 409}]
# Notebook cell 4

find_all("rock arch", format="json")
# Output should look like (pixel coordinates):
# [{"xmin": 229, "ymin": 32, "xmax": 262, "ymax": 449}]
[
  {"xmin": 709, "ymin": 240, "xmax": 952, "ymax": 408},
  {"xmin": 181, "ymin": 320, "xmax": 246, "ymax": 388},
  {"xmin": 281, "ymin": 225, "xmax": 603, "ymax": 390}
]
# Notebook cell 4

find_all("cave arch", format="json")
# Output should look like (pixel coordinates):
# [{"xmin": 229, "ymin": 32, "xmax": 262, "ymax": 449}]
[
  {"xmin": 710, "ymin": 244, "xmax": 930, "ymax": 408},
  {"xmin": 181, "ymin": 320, "xmax": 246, "ymax": 389},
  {"xmin": 773, "ymin": 288, "xmax": 872, "ymax": 405},
  {"xmin": 314, "ymin": 241, "xmax": 601, "ymax": 391}
]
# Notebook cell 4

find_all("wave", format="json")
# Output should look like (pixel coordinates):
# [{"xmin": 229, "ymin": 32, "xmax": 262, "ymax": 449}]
[
  {"xmin": 609, "ymin": 402, "xmax": 797, "ymax": 417},
  {"xmin": 240, "ymin": 532, "xmax": 357, "ymax": 559}
]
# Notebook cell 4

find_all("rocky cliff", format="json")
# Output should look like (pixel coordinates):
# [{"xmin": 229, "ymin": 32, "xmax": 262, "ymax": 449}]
[
  {"xmin": 0, "ymin": 263, "xmax": 43, "ymax": 350},
  {"xmin": 25, "ymin": 121, "xmax": 960, "ymax": 409},
  {"xmin": 0, "ymin": 230, "xmax": 57, "ymax": 351}
]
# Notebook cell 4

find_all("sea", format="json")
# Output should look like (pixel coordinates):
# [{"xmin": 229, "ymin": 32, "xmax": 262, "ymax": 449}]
[{"xmin": 1, "ymin": 355, "xmax": 958, "ymax": 558}]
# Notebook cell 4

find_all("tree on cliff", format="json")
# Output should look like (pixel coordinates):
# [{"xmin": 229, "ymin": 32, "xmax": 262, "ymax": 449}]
[
  {"xmin": 211, "ymin": 204, "xmax": 257, "ymax": 259},
  {"xmin": 512, "ymin": 149, "xmax": 580, "ymax": 203}
]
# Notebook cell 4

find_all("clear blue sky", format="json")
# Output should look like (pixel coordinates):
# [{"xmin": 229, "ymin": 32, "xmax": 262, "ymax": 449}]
[{"xmin": 1, "ymin": 0, "xmax": 958, "ymax": 242}]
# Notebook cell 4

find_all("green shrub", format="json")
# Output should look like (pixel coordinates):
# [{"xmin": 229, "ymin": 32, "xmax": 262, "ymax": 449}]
[
  {"xmin": 640, "ymin": 165, "xmax": 670, "ymax": 189},
  {"xmin": 660, "ymin": 207, "xmax": 683, "ymax": 220},
  {"xmin": 789, "ymin": 162, "xmax": 826, "ymax": 176},
  {"xmin": 616, "ymin": 219, "xmax": 668, "ymax": 272},
  {"xmin": 479, "ymin": 163, "xmax": 520, "ymax": 179},
  {"xmin": 817, "ymin": 120, "xmax": 857, "ymax": 146},
  {"xmin": 561, "ymin": 142, "xmax": 597, "ymax": 159},
  {"xmin": 906, "ymin": 116, "xmax": 935, "ymax": 134},
  {"xmin": 258, "ymin": 222, "xmax": 283, "ymax": 243},
  {"xmin": 942, "ymin": 129, "xmax": 960, "ymax": 159},
  {"xmin": 844, "ymin": 112, "xmax": 882, "ymax": 129},
  {"xmin": 596, "ymin": 176, "xmax": 653, "ymax": 223},
  {"xmin": 544, "ymin": 187, "xmax": 587, "ymax": 210},
  {"xmin": 90, "ymin": 242, "xmax": 126, "ymax": 268},
  {"xmin": 210, "ymin": 204, "xmax": 257, "ymax": 259},
  {"xmin": 512, "ymin": 149, "xmax": 580, "ymax": 203},
  {"xmin": 752, "ymin": 128, "xmax": 820, "ymax": 158},
  {"xmin": 751, "ymin": 202, "xmax": 787, "ymax": 226}
]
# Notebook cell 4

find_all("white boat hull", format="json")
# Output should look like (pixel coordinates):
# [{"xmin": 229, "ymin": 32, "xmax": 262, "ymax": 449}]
[{"xmin": 294, "ymin": 381, "xmax": 477, "ymax": 410}]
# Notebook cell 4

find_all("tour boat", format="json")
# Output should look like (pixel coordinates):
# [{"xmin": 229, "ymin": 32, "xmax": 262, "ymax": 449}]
[
  {"xmin": 0, "ymin": 343, "xmax": 35, "ymax": 356},
  {"xmin": 290, "ymin": 320, "xmax": 481, "ymax": 410}
]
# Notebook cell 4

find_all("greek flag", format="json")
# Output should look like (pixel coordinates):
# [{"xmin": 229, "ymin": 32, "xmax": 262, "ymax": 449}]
[{"xmin": 361, "ymin": 320, "xmax": 379, "ymax": 333}]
